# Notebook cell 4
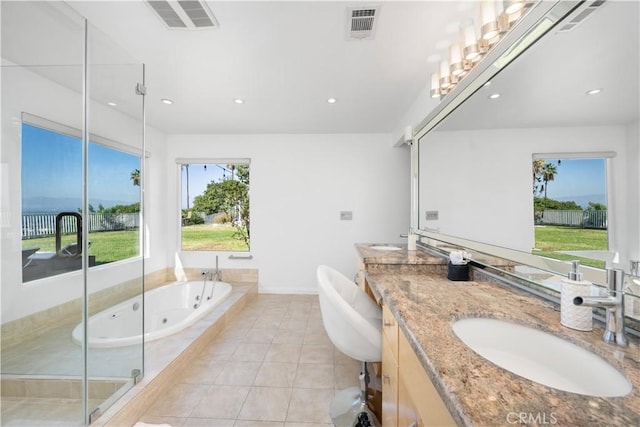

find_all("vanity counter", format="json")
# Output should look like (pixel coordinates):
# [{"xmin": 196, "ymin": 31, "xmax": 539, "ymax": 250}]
[{"xmin": 365, "ymin": 271, "xmax": 640, "ymax": 426}]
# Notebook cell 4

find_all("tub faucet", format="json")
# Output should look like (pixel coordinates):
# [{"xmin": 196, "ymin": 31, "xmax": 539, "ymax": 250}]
[
  {"xmin": 573, "ymin": 269, "xmax": 627, "ymax": 347},
  {"xmin": 212, "ymin": 255, "xmax": 220, "ymax": 281}
]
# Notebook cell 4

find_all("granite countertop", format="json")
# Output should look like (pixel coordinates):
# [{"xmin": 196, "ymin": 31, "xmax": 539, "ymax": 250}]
[
  {"xmin": 365, "ymin": 271, "xmax": 640, "ymax": 426},
  {"xmin": 355, "ymin": 243, "xmax": 447, "ymax": 266}
]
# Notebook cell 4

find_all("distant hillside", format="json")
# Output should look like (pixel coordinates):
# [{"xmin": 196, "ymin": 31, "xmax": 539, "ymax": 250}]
[{"xmin": 22, "ymin": 197, "xmax": 136, "ymax": 213}]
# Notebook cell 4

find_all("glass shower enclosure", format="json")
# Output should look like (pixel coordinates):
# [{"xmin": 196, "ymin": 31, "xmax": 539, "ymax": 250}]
[{"xmin": 1, "ymin": 2, "xmax": 145, "ymax": 425}]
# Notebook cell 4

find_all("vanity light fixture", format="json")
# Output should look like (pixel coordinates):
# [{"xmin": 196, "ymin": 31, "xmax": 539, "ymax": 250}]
[
  {"xmin": 327, "ymin": 98, "xmax": 337, "ymax": 104},
  {"xmin": 504, "ymin": 0, "xmax": 526, "ymax": 15},
  {"xmin": 430, "ymin": 73, "xmax": 442, "ymax": 98},
  {"xmin": 480, "ymin": 0, "xmax": 500, "ymax": 42},
  {"xmin": 161, "ymin": 98, "xmax": 174, "ymax": 105},
  {"xmin": 429, "ymin": 1, "xmax": 532, "ymax": 100},
  {"xmin": 234, "ymin": 98, "xmax": 244, "ymax": 104},
  {"xmin": 586, "ymin": 88, "xmax": 602, "ymax": 95},
  {"xmin": 489, "ymin": 93, "xmax": 501, "ymax": 99}
]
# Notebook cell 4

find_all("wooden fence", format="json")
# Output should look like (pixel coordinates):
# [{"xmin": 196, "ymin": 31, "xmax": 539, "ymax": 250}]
[
  {"xmin": 22, "ymin": 212, "xmax": 139, "ymax": 239},
  {"xmin": 540, "ymin": 210, "xmax": 607, "ymax": 229}
]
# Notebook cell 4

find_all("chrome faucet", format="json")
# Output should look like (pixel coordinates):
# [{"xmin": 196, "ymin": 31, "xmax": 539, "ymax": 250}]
[{"xmin": 573, "ymin": 269, "xmax": 627, "ymax": 347}]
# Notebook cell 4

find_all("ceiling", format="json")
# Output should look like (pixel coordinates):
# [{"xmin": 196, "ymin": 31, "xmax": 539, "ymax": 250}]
[{"xmin": 54, "ymin": 1, "xmax": 477, "ymax": 135}]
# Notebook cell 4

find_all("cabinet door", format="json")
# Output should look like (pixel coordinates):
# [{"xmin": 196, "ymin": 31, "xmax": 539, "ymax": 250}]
[
  {"xmin": 382, "ymin": 304, "xmax": 399, "ymax": 361},
  {"xmin": 398, "ymin": 376, "xmax": 422, "ymax": 427},
  {"xmin": 399, "ymin": 331, "xmax": 456, "ymax": 427},
  {"xmin": 381, "ymin": 332, "xmax": 398, "ymax": 426}
]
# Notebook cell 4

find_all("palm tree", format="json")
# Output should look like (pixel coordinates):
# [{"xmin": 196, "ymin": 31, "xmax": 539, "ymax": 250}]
[
  {"xmin": 532, "ymin": 159, "xmax": 545, "ymax": 195},
  {"xmin": 541, "ymin": 162, "xmax": 558, "ymax": 199},
  {"xmin": 130, "ymin": 169, "xmax": 140, "ymax": 186}
]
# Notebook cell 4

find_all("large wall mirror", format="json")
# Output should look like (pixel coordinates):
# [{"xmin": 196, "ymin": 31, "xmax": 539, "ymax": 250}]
[{"xmin": 416, "ymin": 1, "xmax": 639, "ymax": 319}]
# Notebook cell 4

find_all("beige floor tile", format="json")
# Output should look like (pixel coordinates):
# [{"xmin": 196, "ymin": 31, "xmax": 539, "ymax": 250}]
[
  {"xmin": 200, "ymin": 341, "xmax": 241, "ymax": 361},
  {"xmin": 181, "ymin": 359, "xmax": 227, "ymax": 384},
  {"xmin": 302, "ymin": 331, "xmax": 332, "ymax": 346},
  {"xmin": 139, "ymin": 415, "xmax": 187, "ymax": 426},
  {"xmin": 253, "ymin": 362, "xmax": 298, "ymax": 388},
  {"xmin": 189, "ymin": 385, "xmax": 250, "ymax": 419},
  {"xmin": 215, "ymin": 362, "xmax": 261, "ymax": 386},
  {"xmin": 285, "ymin": 388, "xmax": 334, "ymax": 424},
  {"xmin": 235, "ymin": 421, "xmax": 284, "ymax": 426},
  {"xmin": 299, "ymin": 344, "xmax": 334, "ymax": 364},
  {"xmin": 264, "ymin": 344, "xmax": 302, "ymax": 363},
  {"xmin": 242, "ymin": 328, "xmax": 277, "ymax": 344},
  {"xmin": 293, "ymin": 364, "xmax": 334, "ymax": 389},
  {"xmin": 232, "ymin": 343, "xmax": 270, "ymax": 362},
  {"xmin": 146, "ymin": 383, "xmax": 208, "ymax": 417},
  {"xmin": 183, "ymin": 417, "xmax": 236, "ymax": 426},
  {"xmin": 284, "ymin": 424, "xmax": 333, "ymax": 427},
  {"xmin": 333, "ymin": 349, "xmax": 359, "ymax": 367},
  {"xmin": 237, "ymin": 387, "xmax": 292, "ymax": 422},
  {"xmin": 215, "ymin": 328, "xmax": 250, "ymax": 343},
  {"xmin": 334, "ymin": 363, "xmax": 360, "ymax": 390},
  {"xmin": 272, "ymin": 330, "xmax": 305, "ymax": 345}
]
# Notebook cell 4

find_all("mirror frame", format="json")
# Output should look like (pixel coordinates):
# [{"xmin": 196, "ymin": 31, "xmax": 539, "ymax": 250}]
[{"xmin": 411, "ymin": 0, "xmax": 616, "ymax": 286}]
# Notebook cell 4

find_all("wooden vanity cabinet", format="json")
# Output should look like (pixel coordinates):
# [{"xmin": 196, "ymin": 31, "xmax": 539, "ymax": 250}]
[{"xmin": 381, "ymin": 304, "xmax": 456, "ymax": 427}]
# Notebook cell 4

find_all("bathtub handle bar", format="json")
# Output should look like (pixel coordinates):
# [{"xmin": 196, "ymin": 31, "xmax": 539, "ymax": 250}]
[{"xmin": 229, "ymin": 254, "xmax": 253, "ymax": 260}]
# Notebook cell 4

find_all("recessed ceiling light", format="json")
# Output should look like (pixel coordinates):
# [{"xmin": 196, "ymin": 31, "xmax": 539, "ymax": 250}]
[
  {"xmin": 586, "ymin": 88, "xmax": 602, "ymax": 95},
  {"xmin": 489, "ymin": 93, "xmax": 501, "ymax": 99},
  {"xmin": 161, "ymin": 98, "xmax": 174, "ymax": 105},
  {"xmin": 107, "ymin": 101, "xmax": 117, "ymax": 107},
  {"xmin": 483, "ymin": 81, "xmax": 492, "ymax": 87},
  {"xmin": 327, "ymin": 98, "xmax": 337, "ymax": 104},
  {"xmin": 234, "ymin": 98, "xmax": 244, "ymax": 104}
]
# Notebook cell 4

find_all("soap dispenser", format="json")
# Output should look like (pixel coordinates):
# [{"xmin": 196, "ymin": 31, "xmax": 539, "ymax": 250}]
[{"xmin": 560, "ymin": 261, "xmax": 593, "ymax": 331}]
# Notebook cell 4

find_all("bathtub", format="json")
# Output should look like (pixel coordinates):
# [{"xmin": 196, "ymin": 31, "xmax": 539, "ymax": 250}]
[{"xmin": 72, "ymin": 280, "xmax": 232, "ymax": 348}]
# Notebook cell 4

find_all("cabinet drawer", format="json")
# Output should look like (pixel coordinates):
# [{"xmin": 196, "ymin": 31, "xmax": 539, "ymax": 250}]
[
  {"xmin": 382, "ymin": 304, "xmax": 398, "ymax": 361},
  {"xmin": 399, "ymin": 330, "xmax": 455, "ymax": 427}
]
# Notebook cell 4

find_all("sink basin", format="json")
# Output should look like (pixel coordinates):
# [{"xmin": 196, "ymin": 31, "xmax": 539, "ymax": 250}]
[
  {"xmin": 452, "ymin": 318, "xmax": 632, "ymax": 397},
  {"xmin": 369, "ymin": 245, "xmax": 402, "ymax": 251}
]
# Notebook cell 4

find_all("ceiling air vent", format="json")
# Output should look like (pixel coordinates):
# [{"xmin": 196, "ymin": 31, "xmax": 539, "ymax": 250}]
[
  {"xmin": 346, "ymin": 7, "xmax": 379, "ymax": 40},
  {"xmin": 147, "ymin": 0, "xmax": 219, "ymax": 29},
  {"xmin": 557, "ymin": 0, "xmax": 606, "ymax": 33}
]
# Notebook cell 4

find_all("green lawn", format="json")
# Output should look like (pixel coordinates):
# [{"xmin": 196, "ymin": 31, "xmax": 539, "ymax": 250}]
[
  {"xmin": 534, "ymin": 225, "xmax": 607, "ymax": 269},
  {"xmin": 23, "ymin": 224, "xmax": 248, "ymax": 265},
  {"xmin": 181, "ymin": 224, "xmax": 249, "ymax": 251},
  {"xmin": 23, "ymin": 230, "xmax": 139, "ymax": 265}
]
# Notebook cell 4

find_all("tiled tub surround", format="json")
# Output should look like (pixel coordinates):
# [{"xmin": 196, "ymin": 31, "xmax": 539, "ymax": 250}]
[{"xmin": 365, "ymin": 272, "xmax": 640, "ymax": 426}]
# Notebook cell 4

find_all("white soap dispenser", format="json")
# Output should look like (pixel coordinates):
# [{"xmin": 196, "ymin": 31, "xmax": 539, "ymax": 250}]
[{"xmin": 560, "ymin": 260, "xmax": 593, "ymax": 331}]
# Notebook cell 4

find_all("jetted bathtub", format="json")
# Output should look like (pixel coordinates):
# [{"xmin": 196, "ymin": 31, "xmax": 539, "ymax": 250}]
[{"xmin": 72, "ymin": 280, "xmax": 232, "ymax": 348}]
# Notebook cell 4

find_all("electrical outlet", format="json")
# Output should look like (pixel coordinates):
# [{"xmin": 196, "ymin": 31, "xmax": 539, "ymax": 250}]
[
  {"xmin": 425, "ymin": 210, "xmax": 439, "ymax": 221},
  {"xmin": 340, "ymin": 211, "xmax": 353, "ymax": 221}
]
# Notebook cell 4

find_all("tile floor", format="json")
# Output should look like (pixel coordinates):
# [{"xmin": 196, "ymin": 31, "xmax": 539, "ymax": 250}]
[{"xmin": 138, "ymin": 294, "xmax": 361, "ymax": 427}]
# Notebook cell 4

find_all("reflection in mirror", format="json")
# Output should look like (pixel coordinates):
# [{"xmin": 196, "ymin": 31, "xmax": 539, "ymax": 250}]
[
  {"xmin": 416, "ymin": 1, "xmax": 639, "ymax": 320},
  {"xmin": 180, "ymin": 162, "xmax": 250, "ymax": 252},
  {"xmin": 533, "ymin": 157, "xmax": 607, "ymax": 269}
]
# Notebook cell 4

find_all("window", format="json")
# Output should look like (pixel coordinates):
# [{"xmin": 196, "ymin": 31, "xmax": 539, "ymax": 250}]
[
  {"xmin": 21, "ymin": 117, "xmax": 141, "ymax": 282},
  {"xmin": 180, "ymin": 161, "xmax": 250, "ymax": 252}
]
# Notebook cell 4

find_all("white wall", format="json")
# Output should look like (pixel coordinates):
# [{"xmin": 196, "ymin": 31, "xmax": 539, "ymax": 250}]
[
  {"xmin": 165, "ymin": 133, "xmax": 410, "ymax": 294},
  {"xmin": 1, "ymin": 64, "xmax": 169, "ymax": 323},
  {"xmin": 625, "ymin": 121, "xmax": 640, "ymax": 269},
  {"xmin": 419, "ymin": 126, "xmax": 629, "ymax": 257}
]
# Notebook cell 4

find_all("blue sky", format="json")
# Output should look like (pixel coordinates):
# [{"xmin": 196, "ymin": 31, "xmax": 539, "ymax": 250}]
[
  {"xmin": 22, "ymin": 124, "xmax": 140, "ymax": 212},
  {"xmin": 181, "ymin": 163, "xmax": 233, "ymax": 210},
  {"xmin": 541, "ymin": 158, "xmax": 606, "ymax": 207}
]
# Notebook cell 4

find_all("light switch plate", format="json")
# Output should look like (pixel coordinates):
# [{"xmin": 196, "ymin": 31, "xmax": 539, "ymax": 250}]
[
  {"xmin": 340, "ymin": 211, "xmax": 353, "ymax": 220},
  {"xmin": 425, "ymin": 210, "xmax": 439, "ymax": 220}
]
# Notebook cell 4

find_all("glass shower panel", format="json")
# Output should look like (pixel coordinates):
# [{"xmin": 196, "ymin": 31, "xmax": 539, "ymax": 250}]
[
  {"xmin": 85, "ymin": 22, "xmax": 145, "ymax": 422},
  {"xmin": 1, "ymin": 2, "xmax": 86, "ymax": 426}
]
